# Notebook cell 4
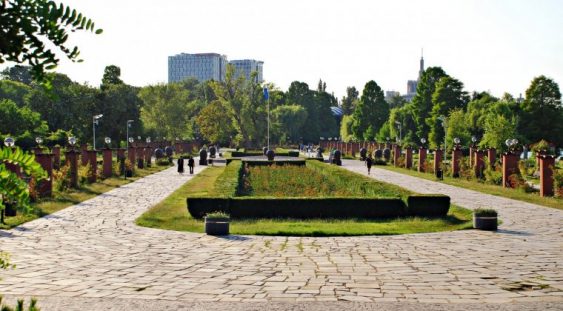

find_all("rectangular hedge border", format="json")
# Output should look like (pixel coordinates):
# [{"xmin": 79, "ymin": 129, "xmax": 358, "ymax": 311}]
[
  {"xmin": 230, "ymin": 151, "xmax": 300, "ymax": 158},
  {"xmin": 187, "ymin": 197, "xmax": 407, "ymax": 219},
  {"xmin": 187, "ymin": 195, "xmax": 450, "ymax": 219},
  {"xmin": 407, "ymin": 194, "xmax": 450, "ymax": 217}
]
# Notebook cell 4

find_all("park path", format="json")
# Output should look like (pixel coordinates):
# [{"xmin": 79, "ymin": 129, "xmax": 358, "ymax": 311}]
[{"xmin": 0, "ymin": 159, "xmax": 561, "ymax": 308}]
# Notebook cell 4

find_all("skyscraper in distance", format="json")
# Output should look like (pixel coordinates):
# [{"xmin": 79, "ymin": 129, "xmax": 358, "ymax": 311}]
[
  {"xmin": 229, "ymin": 59, "xmax": 264, "ymax": 83},
  {"xmin": 168, "ymin": 53, "xmax": 228, "ymax": 83}
]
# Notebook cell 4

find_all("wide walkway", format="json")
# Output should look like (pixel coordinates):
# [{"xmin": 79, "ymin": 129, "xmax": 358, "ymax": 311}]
[{"xmin": 0, "ymin": 160, "xmax": 561, "ymax": 310}]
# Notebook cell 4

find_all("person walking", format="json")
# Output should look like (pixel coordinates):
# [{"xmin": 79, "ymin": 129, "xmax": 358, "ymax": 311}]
[
  {"xmin": 188, "ymin": 156, "xmax": 195, "ymax": 174},
  {"xmin": 366, "ymin": 154, "xmax": 373, "ymax": 175},
  {"xmin": 177, "ymin": 156, "xmax": 184, "ymax": 174}
]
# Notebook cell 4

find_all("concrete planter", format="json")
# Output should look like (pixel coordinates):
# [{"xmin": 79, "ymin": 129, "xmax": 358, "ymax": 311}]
[
  {"xmin": 204, "ymin": 217, "xmax": 230, "ymax": 235},
  {"xmin": 473, "ymin": 215, "xmax": 498, "ymax": 231}
]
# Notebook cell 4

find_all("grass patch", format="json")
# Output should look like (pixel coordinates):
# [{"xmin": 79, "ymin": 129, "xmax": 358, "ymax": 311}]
[
  {"xmin": 380, "ymin": 165, "xmax": 562, "ymax": 210},
  {"xmin": 136, "ymin": 164, "xmax": 473, "ymax": 236},
  {"xmin": 136, "ymin": 166, "xmax": 224, "ymax": 232},
  {"xmin": 1, "ymin": 165, "xmax": 171, "ymax": 229}
]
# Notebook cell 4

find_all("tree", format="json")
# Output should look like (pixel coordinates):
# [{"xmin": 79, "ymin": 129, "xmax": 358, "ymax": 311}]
[
  {"xmin": 339, "ymin": 115, "xmax": 354, "ymax": 142},
  {"xmin": 0, "ymin": 79, "xmax": 32, "ymax": 107},
  {"xmin": 409, "ymin": 67, "xmax": 448, "ymax": 140},
  {"xmin": 351, "ymin": 80, "xmax": 388, "ymax": 141},
  {"xmin": 0, "ymin": 0, "xmax": 102, "ymax": 84},
  {"xmin": 444, "ymin": 109, "xmax": 471, "ymax": 151},
  {"xmin": 1, "ymin": 65, "xmax": 32, "ymax": 84},
  {"xmin": 427, "ymin": 76, "xmax": 469, "ymax": 148},
  {"xmin": 341, "ymin": 86, "xmax": 359, "ymax": 115},
  {"xmin": 480, "ymin": 114, "xmax": 518, "ymax": 152},
  {"xmin": 0, "ymin": 99, "xmax": 48, "ymax": 138},
  {"xmin": 139, "ymin": 83, "xmax": 196, "ymax": 141},
  {"xmin": 286, "ymin": 81, "xmax": 318, "ymax": 142},
  {"xmin": 388, "ymin": 93, "xmax": 407, "ymax": 109},
  {"xmin": 519, "ymin": 76, "xmax": 562, "ymax": 146},
  {"xmin": 271, "ymin": 105, "xmax": 308, "ymax": 144},
  {"xmin": 196, "ymin": 100, "xmax": 235, "ymax": 144},
  {"xmin": 101, "ymin": 65, "xmax": 123, "ymax": 87}
]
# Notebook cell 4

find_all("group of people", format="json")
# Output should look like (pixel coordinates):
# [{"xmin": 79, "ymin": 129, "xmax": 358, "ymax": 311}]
[{"xmin": 177, "ymin": 156, "xmax": 195, "ymax": 174}]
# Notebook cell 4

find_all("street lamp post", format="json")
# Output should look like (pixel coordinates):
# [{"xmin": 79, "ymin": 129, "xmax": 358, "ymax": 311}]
[
  {"xmin": 395, "ymin": 121, "xmax": 402, "ymax": 143},
  {"xmin": 263, "ymin": 87, "xmax": 270, "ymax": 150},
  {"xmin": 437, "ymin": 115, "xmax": 447, "ymax": 160},
  {"xmin": 126, "ymin": 120, "xmax": 134, "ymax": 149},
  {"xmin": 93, "ymin": 114, "xmax": 103, "ymax": 150}
]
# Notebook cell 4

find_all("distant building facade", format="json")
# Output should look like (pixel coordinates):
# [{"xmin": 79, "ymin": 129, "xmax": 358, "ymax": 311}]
[
  {"xmin": 168, "ymin": 53, "xmax": 228, "ymax": 83},
  {"xmin": 385, "ymin": 90, "xmax": 401, "ymax": 101},
  {"xmin": 229, "ymin": 59, "xmax": 264, "ymax": 82}
]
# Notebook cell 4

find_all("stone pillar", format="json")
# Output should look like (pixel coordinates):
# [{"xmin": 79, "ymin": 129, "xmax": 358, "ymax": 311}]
[
  {"xmin": 475, "ymin": 150, "xmax": 485, "ymax": 178},
  {"xmin": 136, "ymin": 146, "xmax": 144, "ymax": 169},
  {"xmin": 393, "ymin": 145, "xmax": 401, "ymax": 167},
  {"xmin": 487, "ymin": 148, "xmax": 496, "ymax": 168},
  {"xmin": 65, "ymin": 150, "xmax": 79, "ymax": 188},
  {"xmin": 52, "ymin": 146, "xmax": 61, "ymax": 170},
  {"xmin": 145, "ymin": 147, "xmax": 152, "ymax": 167},
  {"xmin": 502, "ymin": 153, "xmax": 520, "ymax": 188},
  {"xmin": 538, "ymin": 155, "xmax": 555, "ymax": 197},
  {"xmin": 452, "ymin": 146, "xmax": 462, "ymax": 178},
  {"xmin": 80, "ymin": 144, "xmax": 89, "ymax": 166},
  {"xmin": 418, "ymin": 147, "xmax": 427, "ymax": 172},
  {"xmin": 34, "ymin": 153, "xmax": 53, "ymax": 197},
  {"xmin": 405, "ymin": 147, "xmax": 413, "ymax": 169},
  {"xmin": 103, "ymin": 148, "xmax": 113, "ymax": 178},
  {"xmin": 433, "ymin": 149, "xmax": 443, "ymax": 176},
  {"xmin": 87, "ymin": 150, "xmax": 97, "ymax": 183},
  {"xmin": 128, "ymin": 147, "xmax": 136, "ymax": 166}
]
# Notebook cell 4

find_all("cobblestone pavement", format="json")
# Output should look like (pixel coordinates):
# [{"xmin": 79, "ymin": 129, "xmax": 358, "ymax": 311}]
[{"xmin": 0, "ymin": 160, "xmax": 561, "ymax": 309}]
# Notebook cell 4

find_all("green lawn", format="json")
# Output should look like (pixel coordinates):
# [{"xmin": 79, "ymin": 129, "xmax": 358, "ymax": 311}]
[
  {"xmin": 1, "ymin": 164, "xmax": 172, "ymax": 229},
  {"xmin": 379, "ymin": 165, "xmax": 563, "ymax": 210},
  {"xmin": 136, "ymin": 164, "xmax": 474, "ymax": 236}
]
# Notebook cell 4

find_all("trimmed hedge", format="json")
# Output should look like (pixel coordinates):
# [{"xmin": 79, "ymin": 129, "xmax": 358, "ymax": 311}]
[
  {"xmin": 230, "ymin": 151, "xmax": 300, "ymax": 158},
  {"xmin": 287, "ymin": 151, "xmax": 300, "ymax": 157},
  {"xmin": 242, "ymin": 159, "xmax": 306, "ymax": 167},
  {"xmin": 407, "ymin": 195, "xmax": 450, "ymax": 217},
  {"xmin": 187, "ymin": 197, "xmax": 407, "ymax": 219}
]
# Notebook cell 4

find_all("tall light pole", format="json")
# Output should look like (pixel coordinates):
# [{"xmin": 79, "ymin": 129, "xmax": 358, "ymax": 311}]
[
  {"xmin": 395, "ymin": 121, "xmax": 402, "ymax": 143},
  {"xmin": 437, "ymin": 115, "xmax": 447, "ymax": 160},
  {"xmin": 93, "ymin": 114, "xmax": 103, "ymax": 150},
  {"xmin": 263, "ymin": 87, "xmax": 270, "ymax": 150},
  {"xmin": 126, "ymin": 120, "xmax": 134, "ymax": 149}
]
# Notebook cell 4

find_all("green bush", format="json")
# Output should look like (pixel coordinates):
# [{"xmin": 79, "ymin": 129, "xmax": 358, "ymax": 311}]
[
  {"xmin": 407, "ymin": 195, "xmax": 450, "ymax": 217},
  {"xmin": 242, "ymin": 159, "xmax": 306, "ymax": 166},
  {"xmin": 287, "ymin": 151, "xmax": 300, "ymax": 157},
  {"xmin": 215, "ymin": 160, "xmax": 242, "ymax": 197}
]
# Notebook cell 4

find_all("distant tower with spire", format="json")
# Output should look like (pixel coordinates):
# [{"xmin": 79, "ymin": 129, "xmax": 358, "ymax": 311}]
[
  {"xmin": 418, "ymin": 48, "xmax": 424, "ymax": 80},
  {"xmin": 404, "ymin": 49, "xmax": 425, "ymax": 101}
]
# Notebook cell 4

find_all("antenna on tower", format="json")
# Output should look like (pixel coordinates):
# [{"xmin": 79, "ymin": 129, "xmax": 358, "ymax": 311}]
[{"xmin": 421, "ymin": 48, "xmax": 424, "ymax": 59}]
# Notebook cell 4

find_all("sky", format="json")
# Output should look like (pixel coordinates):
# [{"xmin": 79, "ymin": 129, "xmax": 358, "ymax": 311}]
[{"xmin": 4, "ymin": 0, "xmax": 562, "ymax": 99}]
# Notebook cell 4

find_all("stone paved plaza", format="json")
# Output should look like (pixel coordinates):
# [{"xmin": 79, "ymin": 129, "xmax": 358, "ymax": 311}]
[{"xmin": 0, "ymin": 160, "xmax": 562, "ymax": 310}]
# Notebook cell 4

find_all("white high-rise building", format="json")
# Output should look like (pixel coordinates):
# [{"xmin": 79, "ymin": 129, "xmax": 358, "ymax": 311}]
[
  {"xmin": 229, "ymin": 59, "xmax": 264, "ymax": 82},
  {"xmin": 168, "ymin": 53, "xmax": 228, "ymax": 83}
]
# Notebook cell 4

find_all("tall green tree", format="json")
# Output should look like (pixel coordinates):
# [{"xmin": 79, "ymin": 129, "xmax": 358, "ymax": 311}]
[
  {"xmin": 139, "ymin": 83, "xmax": 196, "ymax": 141},
  {"xmin": 351, "ymin": 80, "xmax": 388, "ymax": 141},
  {"xmin": 519, "ymin": 76, "xmax": 562, "ymax": 146},
  {"xmin": 271, "ymin": 104, "xmax": 308, "ymax": 144},
  {"xmin": 409, "ymin": 67, "xmax": 448, "ymax": 140},
  {"xmin": 427, "ymin": 76, "xmax": 469, "ymax": 148},
  {"xmin": 341, "ymin": 86, "xmax": 359, "ymax": 115},
  {"xmin": 339, "ymin": 115, "xmax": 354, "ymax": 142},
  {"xmin": 286, "ymin": 81, "xmax": 318, "ymax": 142},
  {"xmin": 196, "ymin": 100, "xmax": 235, "ymax": 144},
  {"xmin": 0, "ymin": 0, "xmax": 102, "ymax": 84},
  {"xmin": 0, "ymin": 79, "xmax": 31, "ymax": 107},
  {"xmin": 480, "ymin": 114, "xmax": 518, "ymax": 152},
  {"xmin": 101, "ymin": 65, "xmax": 123, "ymax": 88}
]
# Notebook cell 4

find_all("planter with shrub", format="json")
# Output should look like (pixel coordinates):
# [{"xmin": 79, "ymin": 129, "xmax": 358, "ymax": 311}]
[
  {"xmin": 204, "ymin": 212, "xmax": 230, "ymax": 235},
  {"xmin": 473, "ymin": 208, "xmax": 498, "ymax": 231}
]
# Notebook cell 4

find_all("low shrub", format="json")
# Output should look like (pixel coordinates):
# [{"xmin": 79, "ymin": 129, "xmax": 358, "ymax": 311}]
[
  {"xmin": 287, "ymin": 151, "xmax": 300, "ymax": 157},
  {"xmin": 156, "ymin": 158, "xmax": 172, "ymax": 166},
  {"xmin": 554, "ymin": 168, "xmax": 563, "ymax": 198},
  {"xmin": 407, "ymin": 195, "xmax": 450, "ymax": 217},
  {"xmin": 205, "ymin": 211, "xmax": 230, "ymax": 219},
  {"xmin": 215, "ymin": 160, "xmax": 242, "ymax": 197},
  {"xmin": 242, "ymin": 159, "xmax": 306, "ymax": 166}
]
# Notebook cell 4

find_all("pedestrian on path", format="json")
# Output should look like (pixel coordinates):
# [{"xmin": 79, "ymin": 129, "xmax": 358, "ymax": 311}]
[
  {"xmin": 366, "ymin": 154, "xmax": 373, "ymax": 175},
  {"xmin": 188, "ymin": 156, "xmax": 195, "ymax": 174},
  {"xmin": 177, "ymin": 156, "xmax": 184, "ymax": 174}
]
